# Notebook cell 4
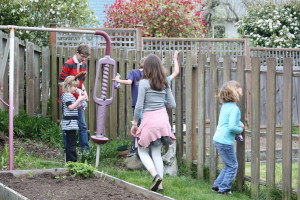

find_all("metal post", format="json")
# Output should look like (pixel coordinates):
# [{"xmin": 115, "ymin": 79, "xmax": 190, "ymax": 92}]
[{"xmin": 8, "ymin": 28, "xmax": 15, "ymax": 170}]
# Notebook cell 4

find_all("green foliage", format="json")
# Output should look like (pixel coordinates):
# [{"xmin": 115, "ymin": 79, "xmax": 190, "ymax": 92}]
[
  {"xmin": 237, "ymin": 1, "xmax": 300, "ymax": 48},
  {"xmin": 0, "ymin": 0, "xmax": 99, "ymax": 46},
  {"xmin": 0, "ymin": 110, "xmax": 61, "ymax": 147},
  {"xmin": 104, "ymin": 0, "xmax": 207, "ymax": 38},
  {"xmin": 66, "ymin": 161, "xmax": 96, "ymax": 178},
  {"xmin": 78, "ymin": 139, "xmax": 130, "ymax": 163}
]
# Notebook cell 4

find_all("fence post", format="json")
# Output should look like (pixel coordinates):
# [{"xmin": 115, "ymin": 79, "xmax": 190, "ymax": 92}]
[
  {"xmin": 50, "ymin": 45, "xmax": 58, "ymax": 123},
  {"xmin": 197, "ymin": 53, "xmax": 206, "ymax": 179},
  {"xmin": 185, "ymin": 51, "xmax": 193, "ymax": 174},
  {"xmin": 49, "ymin": 24, "xmax": 57, "ymax": 46},
  {"xmin": 236, "ymin": 56, "xmax": 246, "ymax": 191},
  {"xmin": 41, "ymin": 47, "xmax": 50, "ymax": 116},
  {"xmin": 251, "ymin": 57, "xmax": 260, "ymax": 198},
  {"xmin": 265, "ymin": 58, "xmax": 276, "ymax": 193},
  {"xmin": 136, "ymin": 25, "xmax": 143, "ymax": 51},
  {"xmin": 282, "ymin": 58, "xmax": 293, "ymax": 200},
  {"xmin": 244, "ymin": 36, "xmax": 251, "ymax": 129},
  {"xmin": 209, "ymin": 54, "xmax": 218, "ymax": 184},
  {"xmin": 175, "ymin": 53, "xmax": 183, "ymax": 161},
  {"xmin": 25, "ymin": 41, "xmax": 35, "ymax": 116}
]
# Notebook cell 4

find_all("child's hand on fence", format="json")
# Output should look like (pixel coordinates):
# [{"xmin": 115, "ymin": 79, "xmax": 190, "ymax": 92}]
[{"xmin": 173, "ymin": 51, "xmax": 179, "ymax": 60}]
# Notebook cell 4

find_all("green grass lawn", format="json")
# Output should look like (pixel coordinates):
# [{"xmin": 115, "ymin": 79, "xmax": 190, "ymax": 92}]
[
  {"xmin": 245, "ymin": 162, "xmax": 298, "ymax": 188},
  {"xmin": 98, "ymin": 158, "xmax": 252, "ymax": 200}
]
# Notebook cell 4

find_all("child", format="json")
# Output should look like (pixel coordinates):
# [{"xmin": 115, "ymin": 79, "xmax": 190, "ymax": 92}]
[
  {"xmin": 211, "ymin": 80, "xmax": 245, "ymax": 194},
  {"xmin": 61, "ymin": 76, "xmax": 85, "ymax": 162},
  {"xmin": 131, "ymin": 54, "xmax": 176, "ymax": 192},
  {"xmin": 113, "ymin": 51, "xmax": 180, "ymax": 157},
  {"xmin": 58, "ymin": 44, "xmax": 90, "ymax": 152}
]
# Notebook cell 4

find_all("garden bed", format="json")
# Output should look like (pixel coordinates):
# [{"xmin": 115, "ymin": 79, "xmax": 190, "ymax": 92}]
[{"xmin": 0, "ymin": 168, "xmax": 174, "ymax": 200}]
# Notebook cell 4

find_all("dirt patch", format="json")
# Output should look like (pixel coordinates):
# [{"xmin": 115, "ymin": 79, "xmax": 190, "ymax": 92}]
[{"xmin": 0, "ymin": 172, "xmax": 151, "ymax": 200}]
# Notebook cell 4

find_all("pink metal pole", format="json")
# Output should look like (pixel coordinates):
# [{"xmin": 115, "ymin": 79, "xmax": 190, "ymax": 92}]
[{"xmin": 8, "ymin": 28, "xmax": 14, "ymax": 170}]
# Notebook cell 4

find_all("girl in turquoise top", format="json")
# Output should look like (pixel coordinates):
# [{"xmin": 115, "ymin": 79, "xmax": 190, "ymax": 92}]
[{"xmin": 211, "ymin": 80, "xmax": 244, "ymax": 194}]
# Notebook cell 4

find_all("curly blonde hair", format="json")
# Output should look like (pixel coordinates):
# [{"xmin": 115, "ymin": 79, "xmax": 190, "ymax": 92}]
[
  {"xmin": 63, "ymin": 76, "xmax": 79, "ymax": 92},
  {"xmin": 218, "ymin": 80, "xmax": 241, "ymax": 103}
]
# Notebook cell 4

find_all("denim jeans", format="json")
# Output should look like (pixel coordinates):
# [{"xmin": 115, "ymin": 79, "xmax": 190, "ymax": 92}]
[
  {"xmin": 63, "ymin": 109, "xmax": 89, "ymax": 152},
  {"xmin": 213, "ymin": 141, "xmax": 238, "ymax": 192}
]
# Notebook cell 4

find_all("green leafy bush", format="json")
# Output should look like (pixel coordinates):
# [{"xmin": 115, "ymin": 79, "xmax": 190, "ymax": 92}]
[
  {"xmin": 237, "ymin": 2, "xmax": 300, "ymax": 48},
  {"xmin": 0, "ymin": 110, "xmax": 61, "ymax": 146},
  {"xmin": 66, "ymin": 161, "xmax": 96, "ymax": 178}
]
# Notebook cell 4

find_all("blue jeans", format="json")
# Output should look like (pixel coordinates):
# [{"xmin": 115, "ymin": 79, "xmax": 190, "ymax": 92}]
[
  {"xmin": 213, "ymin": 141, "xmax": 238, "ymax": 192},
  {"xmin": 63, "ymin": 109, "xmax": 89, "ymax": 152}
]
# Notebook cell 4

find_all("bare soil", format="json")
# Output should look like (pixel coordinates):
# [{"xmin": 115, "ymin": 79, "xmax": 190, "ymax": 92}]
[{"xmin": 0, "ymin": 172, "xmax": 150, "ymax": 200}]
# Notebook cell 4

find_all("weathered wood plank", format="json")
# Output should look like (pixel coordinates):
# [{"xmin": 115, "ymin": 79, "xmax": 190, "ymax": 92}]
[
  {"xmin": 175, "ymin": 52, "xmax": 183, "ymax": 160},
  {"xmin": 118, "ymin": 49, "xmax": 126, "ymax": 137},
  {"xmin": 185, "ymin": 51, "xmax": 193, "ymax": 172},
  {"xmin": 25, "ymin": 41, "xmax": 35, "ymax": 116},
  {"xmin": 50, "ymin": 45, "xmax": 58, "ymax": 123},
  {"xmin": 223, "ymin": 55, "xmax": 231, "ymax": 82},
  {"xmin": 236, "ymin": 56, "xmax": 246, "ymax": 191},
  {"xmin": 282, "ymin": 57, "xmax": 293, "ymax": 200},
  {"xmin": 41, "ymin": 47, "xmax": 50, "ymax": 116},
  {"xmin": 88, "ymin": 47, "xmax": 96, "ymax": 137},
  {"xmin": 126, "ymin": 50, "xmax": 135, "ymax": 138},
  {"xmin": 250, "ymin": 57, "xmax": 260, "ymax": 198},
  {"xmin": 197, "ymin": 53, "xmax": 206, "ymax": 179},
  {"xmin": 209, "ymin": 54, "xmax": 218, "ymax": 184},
  {"xmin": 266, "ymin": 58, "xmax": 276, "ymax": 191},
  {"xmin": 191, "ymin": 51, "xmax": 198, "ymax": 161},
  {"xmin": 13, "ymin": 38, "xmax": 19, "ymax": 115}
]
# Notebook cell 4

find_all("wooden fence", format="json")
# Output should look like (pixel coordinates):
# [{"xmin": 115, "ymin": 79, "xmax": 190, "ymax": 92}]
[{"xmin": 1, "ymin": 29, "xmax": 300, "ymax": 199}]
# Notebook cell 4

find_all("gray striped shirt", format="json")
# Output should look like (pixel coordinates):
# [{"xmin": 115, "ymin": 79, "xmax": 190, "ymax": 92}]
[{"xmin": 61, "ymin": 93, "xmax": 79, "ymax": 130}]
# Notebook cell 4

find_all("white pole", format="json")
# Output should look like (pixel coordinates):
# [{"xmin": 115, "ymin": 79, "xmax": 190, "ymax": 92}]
[
  {"xmin": 95, "ymin": 144, "xmax": 100, "ymax": 168},
  {"xmin": 8, "ymin": 28, "xmax": 14, "ymax": 170}
]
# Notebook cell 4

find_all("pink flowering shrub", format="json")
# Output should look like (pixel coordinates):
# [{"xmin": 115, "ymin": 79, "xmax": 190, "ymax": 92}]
[{"xmin": 104, "ymin": 0, "xmax": 207, "ymax": 38}]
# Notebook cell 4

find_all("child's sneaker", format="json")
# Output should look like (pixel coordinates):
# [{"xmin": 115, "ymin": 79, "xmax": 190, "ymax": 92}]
[
  {"xmin": 218, "ymin": 189, "xmax": 232, "ymax": 195},
  {"xmin": 211, "ymin": 186, "xmax": 219, "ymax": 192},
  {"xmin": 150, "ymin": 174, "xmax": 162, "ymax": 191},
  {"xmin": 235, "ymin": 134, "xmax": 244, "ymax": 142}
]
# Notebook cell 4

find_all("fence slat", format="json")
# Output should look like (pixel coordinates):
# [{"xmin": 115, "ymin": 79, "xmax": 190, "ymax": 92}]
[
  {"xmin": 266, "ymin": 58, "xmax": 276, "ymax": 191},
  {"xmin": 197, "ymin": 53, "xmax": 206, "ymax": 179},
  {"xmin": 50, "ymin": 45, "xmax": 58, "ymax": 123},
  {"xmin": 126, "ymin": 50, "xmax": 134, "ymax": 138},
  {"xmin": 88, "ymin": 47, "xmax": 96, "ymax": 137},
  {"xmin": 236, "ymin": 56, "xmax": 246, "ymax": 191},
  {"xmin": 191, "ymin": 52, "xmax": 198, "ymax": 161},
  {"xmin": 209, "ymin": 54, "xmax": 218, "ymax": 184},
  {"xmin": 251, "ymin": 57, "xmax": 261, "ymax": 198},
  {"xmin": 282, "ymin": 57, "xmax": 293, "ymax": 200},
  {"xmin": 175, "ymin": 53, "xmax": 183, "ymax": 160},
  {"xmin": 18, "ymin": 45, "xmax": 25, "ymax": 111},
  {"xmin": 25, "ymin": 41, "xmax": 35, "ymax": 116},
  {"xmin": 223, "ymin": 55, "xmax": 231, "ymax": 82},
  {"xmin": 13, "ymin": 38, "xmax": 19, "ymax": 115},
  {"xmin": 118, "ymin": 49, "xmax": 126, "ymax": 136},
  {"xmin": 109, "ymin": 48, "xmax": 118, "ymax": 138},
  {"xmin": 185, "ymin": 51, "xmax": 193, "ymax": 173},
  {"xmin": 42, "ymin": 47, "xmax": 50, "ymax": 116}
]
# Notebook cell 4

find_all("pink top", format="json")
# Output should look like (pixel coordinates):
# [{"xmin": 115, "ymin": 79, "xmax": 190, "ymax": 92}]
[{"xmin": 135, "ymin": 108, "xmax": 176, "ymax": 148}]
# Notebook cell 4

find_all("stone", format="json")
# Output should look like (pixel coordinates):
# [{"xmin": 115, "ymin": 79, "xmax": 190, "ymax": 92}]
[
  {"xmin": 124, "ymin": 155, "xmax": 144, "ymax": 170},
  {"xmin": 162, "ymin": 142, "xmax": 178, "ymax": 176}
]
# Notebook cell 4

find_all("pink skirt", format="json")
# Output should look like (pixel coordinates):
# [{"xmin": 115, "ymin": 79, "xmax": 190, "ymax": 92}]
[{"xmin": 135, "ymin": 108, "xmax": 176, "ymax": 148}]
